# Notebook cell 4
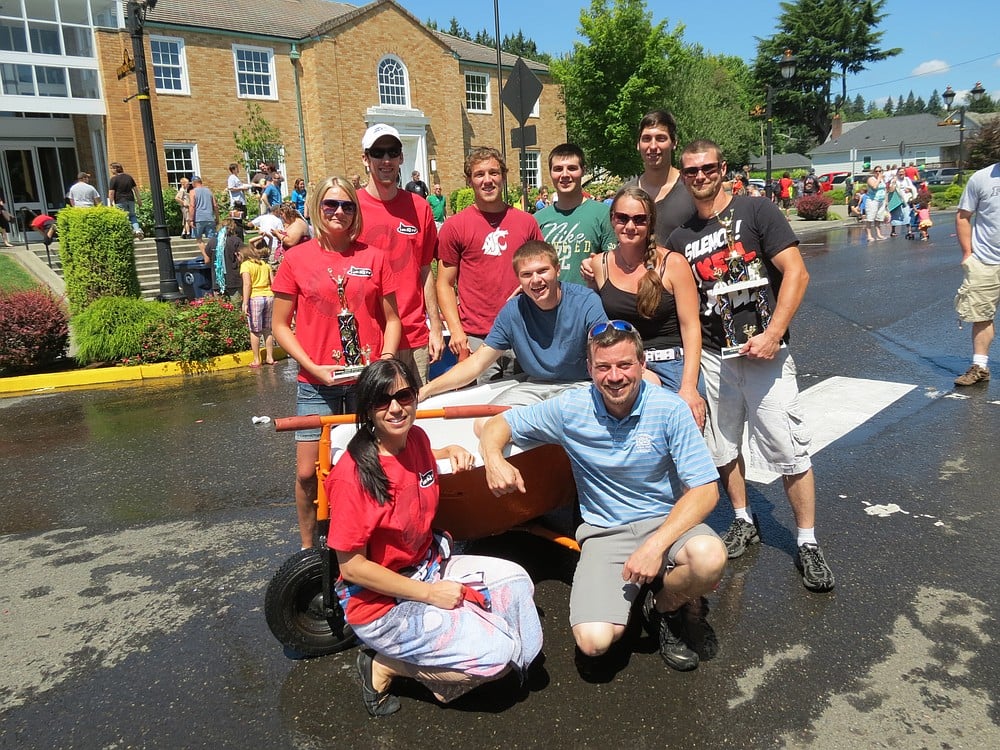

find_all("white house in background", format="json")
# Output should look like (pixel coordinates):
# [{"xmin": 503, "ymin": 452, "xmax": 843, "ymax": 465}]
[{"xmin": 809, "ymin": 113, "xmax": 981, "ymax": 174}]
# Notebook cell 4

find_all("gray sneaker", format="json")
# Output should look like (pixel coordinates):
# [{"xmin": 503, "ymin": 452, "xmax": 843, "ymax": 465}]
[
  {"xmin": 796, "ymin": 543, "xmax": 835, "ymax": 592},
  {"xmin": 954, "ymin": 364, "xmax": 990, "ymax": 386},
  {"xmin": 721, "ymin": 516, "xmax": 760, "ymax": 559}
]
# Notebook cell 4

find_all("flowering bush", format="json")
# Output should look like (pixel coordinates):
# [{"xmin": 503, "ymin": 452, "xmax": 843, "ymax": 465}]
[
  {"xmin": 0, "ymin": 288, "xmax": 69, "ymax": 372},
  {"xmin": 136, "ymin": 296, "xmax": 250, "ymax": 364},
  {"xmin": 795, "ymin": 194, "xmax": 833, "ymax": 221}
]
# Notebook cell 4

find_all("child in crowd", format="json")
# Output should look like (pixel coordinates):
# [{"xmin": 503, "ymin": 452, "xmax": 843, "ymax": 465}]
[
  {"xmin": 240, "ymin": 237, "xmax": 276, "ymax": 368},
  {"xmin": 916, "ymin": 182, "xmax": 933, "ymax": 241},
  {"xmin": 906, "ymin": 200, "xmax": 920, "ymax": 239}
]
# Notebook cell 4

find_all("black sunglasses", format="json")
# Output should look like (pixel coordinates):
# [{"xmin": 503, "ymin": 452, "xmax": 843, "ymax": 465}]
[
  {"xmin": 367, "ymin": 147, "xmax": 402, "ymax": 159},
  {"xmin": 680, "ymin": 162, "xmax": 722, "ymax": 179},
  {"xmin": 588, "ymin": 319, "xmax": 637, "ymax": 338},
  {"xmin": 372, "ymin": 387, "xmax": 417, "ymax": 411},
  {"xmin": 611, "ymin": 211, "xmax": 649, "ymax": 227},
  {"xmin": 321, "ymin": 199, "xmax": 357, "ymax": 215}
]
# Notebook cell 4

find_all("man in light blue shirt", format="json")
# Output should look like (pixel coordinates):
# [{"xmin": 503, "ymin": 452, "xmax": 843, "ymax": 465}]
[{"xmin": 480, "ymin": 320, "xmax": 725, "ymax": 676}]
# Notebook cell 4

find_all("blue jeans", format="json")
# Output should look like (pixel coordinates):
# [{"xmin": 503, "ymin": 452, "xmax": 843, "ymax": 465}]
[
  {"xmin": 192, "ymin": 221, "xmax": 216, "ymax": 242},
  {"xmin": 294, "ymin": 381, "xmax": 357, "ymax": 441},
  {"xmin": 115, "ymin": 200, "xmax": 141, "ymax": 233}
]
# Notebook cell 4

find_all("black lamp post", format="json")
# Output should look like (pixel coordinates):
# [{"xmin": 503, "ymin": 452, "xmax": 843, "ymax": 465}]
[
  {"xmin": 765, "ymin": 50, "xmax": 797, "ymax": 201},
  {"xmin": 941, "ymin": 81, "xmax": 986, "ymax": 183},
  {"xmin": 126, "ymin": 0, "xmax": 183, "ymax": 300}
]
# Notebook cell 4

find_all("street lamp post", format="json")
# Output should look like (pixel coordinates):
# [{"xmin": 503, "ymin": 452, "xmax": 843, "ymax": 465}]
[
  {"xmin": 765, "ymin": 50, "xmax": 797, "ymax": 201},
  {"xmin": 126, "ymin": 0, "xmax": 183, "ymax": 300},
  {"xmin": 941, "ymin": 82, "xmax": 986, "ymax": 184}
]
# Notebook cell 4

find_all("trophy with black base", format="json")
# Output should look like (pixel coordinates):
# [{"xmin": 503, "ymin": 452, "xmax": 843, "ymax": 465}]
[
  {"xmin": 330, "ymin": 272, "xmax": 372, "ymax": 378},
  {"xmin": 705, "ymin": 213, "xmax": 775, "ymax": 359}
]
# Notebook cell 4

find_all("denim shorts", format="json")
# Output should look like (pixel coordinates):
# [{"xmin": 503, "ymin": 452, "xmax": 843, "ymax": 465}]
[{"xmin": 295, "ymin": 381, "xmax": 357, "ymax": 441}]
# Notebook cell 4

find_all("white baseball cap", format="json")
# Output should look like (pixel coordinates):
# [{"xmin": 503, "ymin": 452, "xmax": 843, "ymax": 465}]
[{"xmin": 362, "ymin": 124, "xmax": 402, "ymax": 151}]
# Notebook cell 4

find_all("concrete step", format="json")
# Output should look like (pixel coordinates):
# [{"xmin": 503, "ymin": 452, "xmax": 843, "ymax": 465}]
[{"xmin": 28, "ymin": 237, "xmax": 206, "ymax": 300}]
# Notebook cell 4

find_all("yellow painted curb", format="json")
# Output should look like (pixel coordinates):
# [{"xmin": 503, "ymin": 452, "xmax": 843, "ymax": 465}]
[{"xmin": 0, "ymin": 349, "xmax": 287, "ymax": 397}]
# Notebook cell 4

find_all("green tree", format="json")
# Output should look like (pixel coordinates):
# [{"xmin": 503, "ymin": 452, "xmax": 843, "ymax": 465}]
[
  {"xmin": 551, "ymin": 0, "xmax": 686, "ymax": 175},
  {"xmin": 233, "ymin": 103, "xmax": 284, "ymax": 175},
  {"xmin": 883, "ymin": 97, "xmax": 894, "ymax": 116},
  {"xmin": 503, "ymin": 30, "xmax": 552, "ymax": 65},
  {"xmin": 914, "ymin": 95, "xmax": 926, "ymax": 113},
  {"xmin": 755, "ymin": 0, "xmax": 900, "ymax": 144},
  {"xmin": 968, "ymin": 91, "xmax": 998, "ymax": 114},
  {"xmin": 966, "ymin": 118, "xmax": 1000, "ymax": 169},
  {"xmin": 927, "ymin": 89, "xmax": 943, "ymax": 116},
  {"xmin": 895, "ymin": 95, "xmax": 904, "ymax": 115},
  {"xmin": 902, "ymin": 90, "xmax": 917, "ymax": 114}
]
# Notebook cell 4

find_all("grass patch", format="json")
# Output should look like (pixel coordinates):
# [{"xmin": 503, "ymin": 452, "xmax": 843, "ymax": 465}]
[{"xmin": 0, "ymin": 253, "xmax": 40, "ymax": 294}]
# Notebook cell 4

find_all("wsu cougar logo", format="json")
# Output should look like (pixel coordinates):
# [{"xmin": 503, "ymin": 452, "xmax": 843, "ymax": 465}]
[{"xmin": 482, "ymin": 228, "xmax": 509, "ymax": 256}]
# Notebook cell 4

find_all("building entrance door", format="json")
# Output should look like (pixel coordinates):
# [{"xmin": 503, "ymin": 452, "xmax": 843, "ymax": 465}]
[{"xmin": 2, "ymin": 148, "xmax": 45, "ymax": 240}]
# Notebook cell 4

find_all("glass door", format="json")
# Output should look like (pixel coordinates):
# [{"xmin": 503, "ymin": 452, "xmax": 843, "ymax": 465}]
[{"xmin": 2, "ymin": 149, "xmax": 45, "ymax": 240}]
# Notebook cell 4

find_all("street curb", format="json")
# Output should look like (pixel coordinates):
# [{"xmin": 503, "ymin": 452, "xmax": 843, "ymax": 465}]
[{"xmin": 0, "ymin": 349, "xmax": 288, "ymax": 398}]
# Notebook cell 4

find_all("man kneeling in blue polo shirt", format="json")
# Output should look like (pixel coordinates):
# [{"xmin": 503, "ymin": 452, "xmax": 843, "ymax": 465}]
[
  {"xmin": 479, "ymin": 320, "xmax": 726, "ymax": 675},
  {"xmin": 419, "ymin": 240, "xmax": 607, "ymax": 413}
]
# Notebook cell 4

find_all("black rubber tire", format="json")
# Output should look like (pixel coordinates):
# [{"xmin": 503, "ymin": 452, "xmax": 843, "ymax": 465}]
[{"xmin": 264, "ymin": 548, "xmax": 358, "ymax": 657}]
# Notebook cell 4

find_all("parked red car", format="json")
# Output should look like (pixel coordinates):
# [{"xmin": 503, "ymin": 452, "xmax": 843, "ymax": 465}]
[{"xmin": 817, "ymin": 171, "xmax": 851, "ymax": 192}]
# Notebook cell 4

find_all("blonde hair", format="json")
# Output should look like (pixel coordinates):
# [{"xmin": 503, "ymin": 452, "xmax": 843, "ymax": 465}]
[
  {"xmin": 245, "ymin": 236, "xmax": 271, "ymax": 262},
  {"xmin": 611, "ymin": 186, "xmax": 661, "ymax": 318},
  {"xmin": 307, "ymin": 176, "xmax": 363, "ymax": 241}
]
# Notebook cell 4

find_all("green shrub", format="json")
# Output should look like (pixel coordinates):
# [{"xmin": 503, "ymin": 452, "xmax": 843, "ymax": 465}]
[
  {"xmin": 939, "ymin": 182, "xmax": 964, "ymax": 208},
  {"xmin": 795, "ymin": 194, "xmax": 833, "ymax": 220},
  {"xmin": 136, "ymin": 188, "xmax": 183, "ymax": 236},
  {"xmin": 139, "ymin": 296, "xmax": 249, "ymax": 364},
  {"xmin": 450, "ymin": 187, "xmax": 474, "ymax": 214},
  {"xmin": 0, "ymin": 287, "xmax": 69, "ymax": 372},
  {"xmin": 827, "ymin": 188, "xmax": 846, "ymax": 204},
  {"xmin": 58, "ymin": 207, "xmax": 141, "ymax": 315},
  {"xmin": 72, "ymin": 296, "xmax": 173, "ymax": 365}
]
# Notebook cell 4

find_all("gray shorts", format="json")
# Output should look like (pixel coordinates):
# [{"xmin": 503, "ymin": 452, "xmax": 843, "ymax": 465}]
[
  {"xmin": 569, "ymin": 517, "xmax": 719, "ymax": 627},
  {"xmin": 489, "ymin": 379, "xmax": 587, "ymax": 407},
  {"xmin": 701, "ymin": 347, "xmax": 812, "ymax": 475}
]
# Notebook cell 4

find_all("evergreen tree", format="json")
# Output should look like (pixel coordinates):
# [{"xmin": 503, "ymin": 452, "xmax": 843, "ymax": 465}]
[
  {"xmin": 883, "ymin": 98, "xmax": 894, "ymax": 116},
  {"xmin": 915, "ymin": 96, "xmax": 926, "ymax": 113},
  {"xmin": 896, "ymin": 95, "xmax": 904, "ymax": 115},
  {"xmin": 927, "ymin": 89, "xmax": 943, "ymax": 115}
]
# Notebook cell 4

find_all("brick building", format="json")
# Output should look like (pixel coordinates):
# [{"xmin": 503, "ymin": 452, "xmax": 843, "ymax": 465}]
[{"xmin": 0, "ymin": 0, "xmax": 563, "ymax": 238}]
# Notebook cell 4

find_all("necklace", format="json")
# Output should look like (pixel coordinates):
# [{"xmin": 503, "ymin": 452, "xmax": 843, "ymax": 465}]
[{"xmin": 614, "ymin": 248, "xmax": 643, "ymax": 273}]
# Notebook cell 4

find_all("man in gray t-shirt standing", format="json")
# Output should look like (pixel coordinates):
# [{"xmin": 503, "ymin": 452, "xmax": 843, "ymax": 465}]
[
  {"xmin": 189, "ymin": 175, "xmax": 218, "ymax": 254},
  {"xmin": 954, "ymin": 162, "xmax": 1000, "ymax": 386},
  {"xmin": 67, "ymin": 172, "xmax": 101, "ymax": 207}
]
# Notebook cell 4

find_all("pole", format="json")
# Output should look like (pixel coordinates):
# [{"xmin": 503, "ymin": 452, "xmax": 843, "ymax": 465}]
[
  {"xmin": 765, "ymin": 85, "xmax": 774, "ymax": 201},
  {"xmin": 494, "ymin": 0, "xmax": 505, "ymax": 165},
  {"xmin": 127, "ymin": 0, "xmax": 183, "ymax": 300},
  {"xmin": 290, "ymin": 45, "xmax": 309, "ymax": 187},
  {"xmin": 957, "ymin": 107, "xmax": 966, "ymax": 184}
]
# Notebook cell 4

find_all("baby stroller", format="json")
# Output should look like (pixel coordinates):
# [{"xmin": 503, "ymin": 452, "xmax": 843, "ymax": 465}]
[{"xmin": 905, "ymin": 201, "xmax": 920, "ymax": 240}]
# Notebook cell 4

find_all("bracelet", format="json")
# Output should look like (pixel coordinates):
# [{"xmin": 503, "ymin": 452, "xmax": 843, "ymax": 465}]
[{"xmin": 380, "ymin": 352, "xmax": 395, "ymax": 360}]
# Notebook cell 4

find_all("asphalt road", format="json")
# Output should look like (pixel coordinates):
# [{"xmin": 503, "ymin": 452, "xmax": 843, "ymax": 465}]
[{"xmin": 1, "ymin": 216, "xmax": 998, "ymax": 749}]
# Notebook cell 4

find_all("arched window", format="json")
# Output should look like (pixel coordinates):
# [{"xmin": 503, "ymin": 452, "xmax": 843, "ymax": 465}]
[{"xmin": 377, "ymin": 56, "xmax": 409, "ymax": 107}]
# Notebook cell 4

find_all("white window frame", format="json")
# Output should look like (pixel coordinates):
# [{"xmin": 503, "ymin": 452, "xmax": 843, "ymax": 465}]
[
  {"xmin": 232, "ymin": 44, "xmax": 276, "ymax": 100},
  {"xmin": 519, "ymin": 150, "xmax": 541, "ymax": 189},
  {"xmin": 529, "ymin": 96, "xmax": 540, "ymax": 118},
  {"xmin": 150, "ymin": 35, "xmax": 188, "ymax": 95},
  {"xmin": 464, "ymin": 71, "xmax": 490, "ymax": 114},
  {"xmin": 377, "ymin": 55, "xmax": 409, "ymax": 108},
  {"xmin": 163, "ymin": 143, "xmax": 199, "ymax": 188}
]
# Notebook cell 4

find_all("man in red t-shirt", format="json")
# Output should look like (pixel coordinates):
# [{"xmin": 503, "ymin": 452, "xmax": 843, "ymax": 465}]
[
  {"xmin": 437, "ymin": 147, "xmax": 544, "ymax": 382},
  {"xmin": 357, "ymin": 124, "xmax": 443, "ymax": 385}
]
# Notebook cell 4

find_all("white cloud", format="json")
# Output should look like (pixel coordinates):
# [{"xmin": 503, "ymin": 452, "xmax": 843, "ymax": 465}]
[{"xmin": 912, "ymin": 59, "xmax": 950, "ymax": 77}]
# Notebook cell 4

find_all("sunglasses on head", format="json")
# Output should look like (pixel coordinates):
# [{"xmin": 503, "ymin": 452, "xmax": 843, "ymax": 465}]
[
  {"xmin": 372, "ymin": 387, "xmax": 417, "ymax": 411},
  {"xmin": 588, "ymin": 319, "xmax": 637, "ymax": 339},
  {"xmin": 321, "ymin": 199, "xmax": 357, "ymax": 215},
  {"xmin": 680, "ymin": 161, "xmax": 722, "ymax": 179},
  {"xmin": 367, "ymin": 147, "xmax": 402, "ymax": 160},
  {"xmin": 611, "ymin": 211, "xmax": 649, "ymax": 227}
]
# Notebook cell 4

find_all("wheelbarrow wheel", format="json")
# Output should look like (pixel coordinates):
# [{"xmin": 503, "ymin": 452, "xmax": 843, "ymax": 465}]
[{"xmin": 264, "ymin": 548, "xmax": 358, "ymax": 657}]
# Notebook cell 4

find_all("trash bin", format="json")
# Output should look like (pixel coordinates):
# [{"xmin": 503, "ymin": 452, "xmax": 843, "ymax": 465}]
[{"xmin": 175, "ymin": 259, "xmax": 214, "ymax": 299}]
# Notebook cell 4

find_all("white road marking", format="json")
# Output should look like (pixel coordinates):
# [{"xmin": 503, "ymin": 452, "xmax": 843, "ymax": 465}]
[{"xmin": 745, "ymin": 376, "xmax": 915, "ymax": 484}]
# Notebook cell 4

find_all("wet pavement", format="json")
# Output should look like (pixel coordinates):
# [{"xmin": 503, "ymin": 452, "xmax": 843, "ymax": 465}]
[{"xmin": 2, "ymin": 216, "xmax": 999, "ymax": 749}]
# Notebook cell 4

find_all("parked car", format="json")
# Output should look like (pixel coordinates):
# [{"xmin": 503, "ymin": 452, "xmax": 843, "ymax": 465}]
[
  {"xmin": 818, "ymin": 171, "xmax": 851, "ymax": 192},
  {"xmin": 922, "ymin": 168, "xmax": 941, "ymax": 183},
  {"xmin": 926, "ymin": 168, "xmax": 962, "ymax": 186}
]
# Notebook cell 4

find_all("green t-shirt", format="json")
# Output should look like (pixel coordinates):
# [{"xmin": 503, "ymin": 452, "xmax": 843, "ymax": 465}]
[
  {"xmin": 535, "ymin": 198, "xmax": 616, "ymax": 286},
  {"xmin": 427, "ymin": 193, "xmax": 447, "ymax": 222}
]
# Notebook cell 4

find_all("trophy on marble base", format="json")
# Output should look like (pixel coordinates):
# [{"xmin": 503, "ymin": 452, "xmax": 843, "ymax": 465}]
[
  {"xmin": 329, "ymin": 271, "xmax": 372, "ymax": 377},
  {"xmin": 705, "ymin": 213, "xmax": 775, "ymax": 358}
]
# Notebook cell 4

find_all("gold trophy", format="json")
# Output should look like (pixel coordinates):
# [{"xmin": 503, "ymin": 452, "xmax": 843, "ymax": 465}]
[
  {"xmin": 705, "ymin": 212, "xmax": 776, "ymax": 358},
  {"xmin": 329, "ymin": 271, "xmax": 372, "ymax": 376}
]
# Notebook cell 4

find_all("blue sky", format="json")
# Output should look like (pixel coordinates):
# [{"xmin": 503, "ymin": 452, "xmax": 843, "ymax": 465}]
[{"xmin": 393, "ymin": 0, "xmax": 1000, "ymax": 108}]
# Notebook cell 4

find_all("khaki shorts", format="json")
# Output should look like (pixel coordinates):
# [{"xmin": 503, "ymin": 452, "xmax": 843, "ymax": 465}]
[
  {"xmin": 569, "ymin": 518, "xmax": 719, "ymax": 627},
  {"xmin": 701, "ymin": 348, "xmax": 812, "ymax": 475},
  {"xmin": 955, "ymin": 255, "xmax": 1000, "ymax": 323}
]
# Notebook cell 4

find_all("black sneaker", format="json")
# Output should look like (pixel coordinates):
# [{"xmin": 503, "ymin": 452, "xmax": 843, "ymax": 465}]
[
  {"xmin": 721, "ymin": 516, "xmax": 760, "ymax": 559},
  {"xmin": 682, "ymin": 597, "xmax": 719, "ymax": 661},
  {"xmin": 643, "ymin": 594, "xmax": 698, "ymax": 671},
  {"xmin": 796, "ymin": 543, "xmax": 835, "ymax": 592}
]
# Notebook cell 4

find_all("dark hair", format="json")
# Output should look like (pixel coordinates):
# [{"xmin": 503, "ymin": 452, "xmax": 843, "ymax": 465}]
[
  {"xmin": 513, "ymin": 239, "xmax": 560, "ymax": 273},
  {"xmin": 637, "ymin": 110, "xmax": 678, "ymax": 143},
  {"xmin": 547, "ymin": 143, "xmax": 586, "ymax": 170},
  {"xmin": 587, "ymin": 324, "xmax": 644, "ymax": 363},
  {"xmin": 681, "ymin": 138, "xmax": 724, "ymax": 164},
  {"xmin": 346, "ymin": 359, "xmax": 420, "ymax": 506},
  {"xmin": 610, "ymin": 186, "xmax": 661, "ymax": 318}
]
